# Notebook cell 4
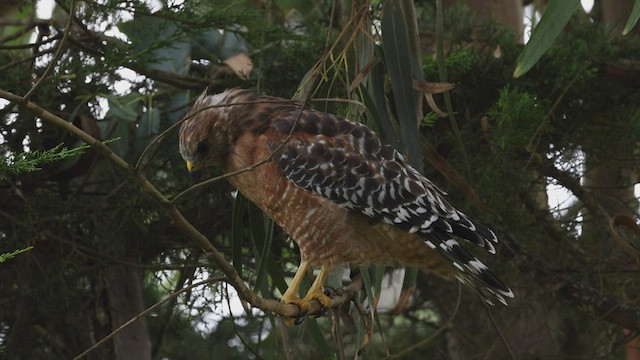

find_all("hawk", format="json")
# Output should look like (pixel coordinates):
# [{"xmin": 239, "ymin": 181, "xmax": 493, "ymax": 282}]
[{"xmin": 179, "ymin": 89, "xmax": 513, "ymax": 319}]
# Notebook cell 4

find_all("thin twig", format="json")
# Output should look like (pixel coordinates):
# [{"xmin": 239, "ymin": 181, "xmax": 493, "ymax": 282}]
[
  {"xmin": 168, "ymin": 96, "xmax": 365, "ymax": 203},
  {"xmin": 135, "ymin": 99, "xmax": 294, "ymax": 172},
  {"xmin": 0, "ymin": 89, "xmax": 360, "ymax": 324},
  {"xmin": 170, "ymin": 98, "xmax": 310, "ymax": 204},
  {"xmin": 482, "ymin": 303, "xmax": 516, "ymax": 360},
  {"xmin": 24, "ymin": 0, "xmax": 76, "ymax": 100},
  {"xmin": 0, "ymin": 34, "xmax": 60, "ymax": 49},
  {"xmin": 0, "ymin": 48, "xmax": 56, "ymax": 72}
]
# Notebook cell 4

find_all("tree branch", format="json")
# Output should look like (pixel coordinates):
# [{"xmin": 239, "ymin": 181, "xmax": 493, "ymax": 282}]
[{"xmin": 0, "ymin": 89, "xmax": 359, "ymax": 322}]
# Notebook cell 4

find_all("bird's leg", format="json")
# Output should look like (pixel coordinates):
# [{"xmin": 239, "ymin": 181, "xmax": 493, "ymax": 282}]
[
  {"xmin": 281, "ymin": 260, "xmax": 310, "ymax": 304},
  {"xmin": 281, "ymin": 261, "xmax": 311, "ymax": 325},
  {"xmin": 300, "ymin": 263, "xmax": 333, "ymax": 317},
  {"xmin": 280, "ymin": 262, "xmax": 333, "ymax": 325}
]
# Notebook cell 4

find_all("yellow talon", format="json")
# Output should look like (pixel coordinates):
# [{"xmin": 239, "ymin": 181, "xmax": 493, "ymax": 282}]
[{"xmin": 281, "ymin": 262, "xmax": 333, "ymax": 325}]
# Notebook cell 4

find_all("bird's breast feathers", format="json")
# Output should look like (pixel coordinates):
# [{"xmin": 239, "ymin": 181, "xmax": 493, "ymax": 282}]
[{"xmin": 179, "ymin": 89, "xmax": 513, "ymax": 304}]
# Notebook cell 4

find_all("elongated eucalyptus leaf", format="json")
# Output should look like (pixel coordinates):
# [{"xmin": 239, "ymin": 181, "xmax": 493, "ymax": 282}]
[
  {"xmin": 355, "ymin": 301, "xmax": 365, "ymax": 356},
  {"xmin": 233, "ymin": 195, "xmax": 287, "ymax": 295},
  {"xmin": 514, "ymin": 0, "xmax": 581, "ymax": 78},
  {"xmin": 399, "ymin": 267, "xmax": 417, "ymax": 299},
  {"xmin": 359, "ymin": 267, "xmax": 383, "ymax": 353},
  {"xmin": 264, "ymin": 256, "xmax": 288, "ymax": 295},
  {"xmin": 623, "ymin": 0, "xmax": 640, "ymax": 35},
  {"xmin": 247, "ymin": 202, "xmax": 274, "ymax": 295},
  {"xmin": 231, "ymin": 194, "xmax": 248, "ymax": 277},
  {"xmin": 381, "ymin": 0, "xmax": 423, "ymax": 168},
  {"xmin": 373, "ymin": 265, "xmax": 385, "ymax": 299},
  {"xmin": 371, "ymin": 265, "xmax": 388, "ymax": 351},
  {"xmin": 364, "ymin": 61, "xmax": 402, "ymax": 150},
  {"xmin": 381, "ymin": 0, "xmax": 422, "ymax": 313},
  {"xmin": 360, "ymin": 267, "xmax": 375, "ymax": 308}
]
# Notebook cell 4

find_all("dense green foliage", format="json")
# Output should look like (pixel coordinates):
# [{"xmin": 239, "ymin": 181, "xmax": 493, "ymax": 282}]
[{"xmin": 1, "ymin": 0, "xmax": 639, "ymax": 359}]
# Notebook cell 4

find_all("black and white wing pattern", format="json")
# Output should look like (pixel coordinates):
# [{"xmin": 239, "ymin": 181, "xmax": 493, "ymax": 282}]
[{"xmin": 267, "ymin": 105, "xmax": 513, "ymax": 305}]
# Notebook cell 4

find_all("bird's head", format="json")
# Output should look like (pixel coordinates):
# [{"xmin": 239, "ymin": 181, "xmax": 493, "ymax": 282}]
[{"xmin": 179, "ymin": 89, "xmax": 237, "ymax": 175}]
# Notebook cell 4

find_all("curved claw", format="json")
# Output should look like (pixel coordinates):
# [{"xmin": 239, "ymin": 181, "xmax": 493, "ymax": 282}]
[
  {"xmin": 294, "ymin": 302, "xmax": 308, "ymax": 322},
  {"xmin": 282, "ymin": 292, "xmax": 333, "ymax": 324},
  {"xmin": 323, "ymin": 286, "xmax": 337, "ymax": 297},
  {"xmin": 309, "ymin": 299, "xmax": 329, "ymax": 318},
  {"xmin": 306, "ymin": 288, "xmax": 338, "ymax": 317},
  {"xmin": 307, "ymin": 292, "xmax": 333, "ymax": 318},
  {"xmin": 282, "ymin": 297, "xmax": 311, "ymax": 326},
  {"xmin": 280, "ymin": 262, "xmax": 334, "ymax": 325},
  {"xmin": 294, "ymin": 315, "xmax": 306, "ymax": 325}
]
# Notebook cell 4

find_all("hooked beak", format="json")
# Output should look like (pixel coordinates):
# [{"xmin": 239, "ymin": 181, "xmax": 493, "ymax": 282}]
[
  {"xmin": 186, "ymin": 161, "xmax": 202, "ymax": 179},
  {"xmin": 186, "ymin": 161, "xmax": 195, "ymax": 172}
]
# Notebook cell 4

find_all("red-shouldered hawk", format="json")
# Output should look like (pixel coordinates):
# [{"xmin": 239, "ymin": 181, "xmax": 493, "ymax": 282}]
[{"xmin": 179, "ymin": 89, "xmax": 513, "ymax": 320}]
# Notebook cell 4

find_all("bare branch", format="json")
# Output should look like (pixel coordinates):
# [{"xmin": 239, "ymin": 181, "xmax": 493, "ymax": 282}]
[{"xmin": 0, "ymin": 89, "xmax": 361, "ymax": 325}]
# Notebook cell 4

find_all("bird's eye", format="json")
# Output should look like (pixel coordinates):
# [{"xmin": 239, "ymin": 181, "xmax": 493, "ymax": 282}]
[{"xmin": 196, "ymin": 141, "xmax": 209, "ymax": 155}]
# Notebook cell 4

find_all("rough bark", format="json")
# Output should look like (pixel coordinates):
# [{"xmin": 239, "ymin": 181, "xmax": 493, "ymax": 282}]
[{"xmin": 104, "ymin": 264, "xmax": 151, "ymax": 360}]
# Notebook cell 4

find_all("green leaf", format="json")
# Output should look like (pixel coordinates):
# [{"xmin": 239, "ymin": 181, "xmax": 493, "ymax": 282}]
[
  {"xmin": 513, "ymin": 0, "xmax": 581, "ymax": 78},
  {"xmin": 108, "ymin": 120, "xmax": 129, "ymax": 159},
  {"xmin": 370, "ymin": 266, "xmax": 388, "ymax": 350},
  {"xmin": 360, "ymin": 266, "xmax": 375, "ymax": 305},
  {"xmin": 247, "ymin": 202, "xmax": 274, "ymax": 295},
  {"xmin": 264, "ymin": 253, "xmax": 288, "ymax": 294},
  {"xmin": 373, "ymin": 264, "xmax": 385, "ymax": 298},
  {"xmin": 381, "ymin": 0, "xmax": 424, "ymax": 317},
  {"xmin": 400, "ymin": 267, "xmax": 417, "ymax": 294},
  {"xmin": 359, "ymin": 266, "xmax": 387, "ymax": 353},
  {"xmin": 623, "ymin": 0, "xmax": 640, "ymax": 35},
  {"xmin": 363, "ymin": 61, "xmax": 401, "ymax": 150},
  {"xmin": 105, "ymin": 94, "xmax": 140, "ymax": 123},
  {"xmin": 247, "ymin": 202, "xmax": 289, "ymax": 296},
  {"xmin": 0, "ymin": 246, "xmax": 33, "ymax": 263},
  {"xmin": 231, "ymin": 194, "xmax": 248, "ymax": 278},
  {"xmin": 381, "ymin": 0, "xmax": 423, "ymax": 168},
  {"xmin": 0, "ymin": 144, "xmax": 88, "ymax": 179}
]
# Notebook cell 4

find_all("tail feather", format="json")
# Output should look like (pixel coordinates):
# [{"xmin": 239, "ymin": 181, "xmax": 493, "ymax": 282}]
[
  {"xmin": 439, "ymin": 220, "xmax": 496, "ymax": 254},
  {"xmin": 422, "ymin": 228, "xmax": 513, "ymax": 305},
  {"xmin": 435, "ymin": 211, "xmax": 498, "ymax": 254}
]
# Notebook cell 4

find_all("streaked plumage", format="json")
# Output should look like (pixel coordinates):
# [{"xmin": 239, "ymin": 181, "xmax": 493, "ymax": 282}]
[{"xmin": 179, "ymin": 89, "xmax": 513, "ymax": 311}]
